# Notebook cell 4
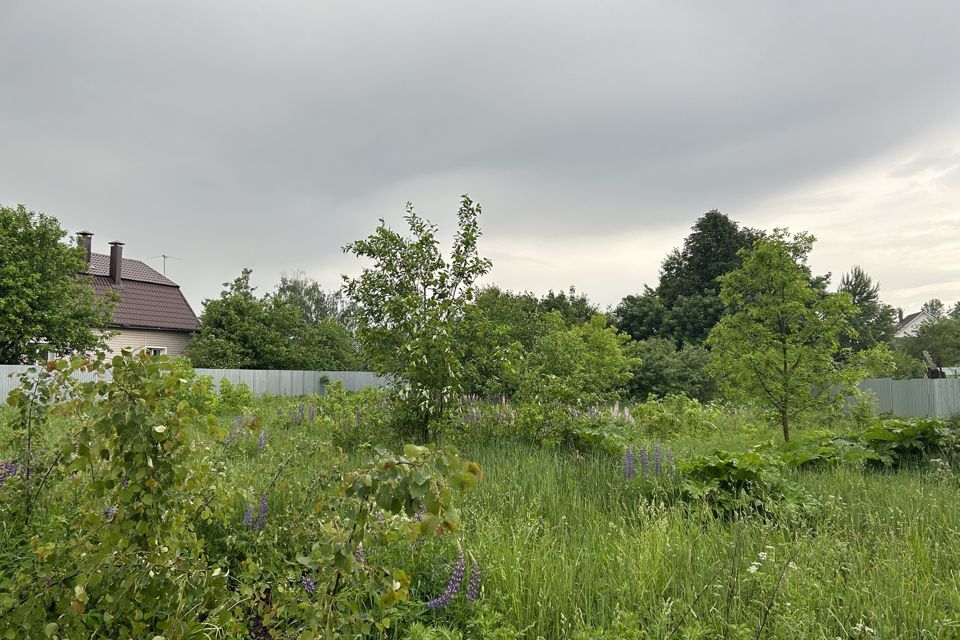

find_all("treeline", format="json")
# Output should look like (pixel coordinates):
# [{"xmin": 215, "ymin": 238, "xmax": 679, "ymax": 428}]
[{"xmin": 161, "ymin": 209, "xmax": 960, "ymax": 390}]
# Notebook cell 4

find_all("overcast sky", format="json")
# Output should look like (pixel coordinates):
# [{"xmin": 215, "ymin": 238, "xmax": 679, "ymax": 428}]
[{"xmin": 2, "ymin": 1, "xmax": 959, "ymax": 315}]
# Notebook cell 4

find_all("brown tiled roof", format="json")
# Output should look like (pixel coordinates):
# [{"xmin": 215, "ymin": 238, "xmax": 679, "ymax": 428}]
[
  {"xmin": 86, "ymin": 253, "xmax": 177, "ymax": 286},
  {"xmin": 87, "ymin": 255, "xmax": 199, "ymax": 332}
]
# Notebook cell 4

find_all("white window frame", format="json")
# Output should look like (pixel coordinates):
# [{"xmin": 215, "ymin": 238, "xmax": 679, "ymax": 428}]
[{"xmin": 144, "ymin": 346, "xmax": 168, "ymax": 357}]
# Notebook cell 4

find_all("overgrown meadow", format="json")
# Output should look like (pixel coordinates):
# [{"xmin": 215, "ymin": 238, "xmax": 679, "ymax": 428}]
[{"xmin": 1, "ymin": 354, "xmax": 959, "ymax": 639}]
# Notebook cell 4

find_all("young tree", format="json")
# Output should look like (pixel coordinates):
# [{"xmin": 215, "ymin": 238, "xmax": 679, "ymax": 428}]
[
  {"xmin": 706, "ymin": 231, "xmax": 859, "ymax": 442},
  {"xmin": 343, "ymin": 196, "xmax": 492, "ymax": 441},
  {"xmin": 0, "ymin": 204, "xmax": 114, "ymax": 363}
]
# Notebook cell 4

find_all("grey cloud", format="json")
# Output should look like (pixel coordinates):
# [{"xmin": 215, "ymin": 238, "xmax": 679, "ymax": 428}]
[{"xmin": 2, "ymin": 0, "xmax": 960, "ymax": 309}]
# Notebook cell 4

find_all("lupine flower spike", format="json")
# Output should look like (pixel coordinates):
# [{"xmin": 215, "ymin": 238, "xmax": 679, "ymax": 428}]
[
  {"xmin": 623, "ymin": 447, "xmax": 636, "ymax": 480},
  {"xmin": 301, "ymin": 574, "xmax": 316, "ymax": 594},
  {"xmin": 258, "ymin": 429, "xmax": 267, "ymax": 452},
  {"xmin": 254, "ymin": 493, "xmax": 268, "ymax": 531},
  {"xmin": 427, "ymin": 548, "xmax": 466, "ymax": 609},
  {"xmin": 466, "ymin": 560, "xmax": 481, "ymax": 602},
  {"xmin": 0, "ymin": 461, "xmax": 20, "ymax": 485}
]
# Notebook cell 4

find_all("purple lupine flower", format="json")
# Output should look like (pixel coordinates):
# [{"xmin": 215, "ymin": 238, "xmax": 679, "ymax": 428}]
[
  {"xmin": 426, "ymin": 548, "xmax": 466, "ymax": 609},
  {"xmin": 104, "ymin": 506, "xmax": 117, "ymax": 521},
  {"xmin": 0, "ymin": 460, "xmax": 19, "ymax": 485},
  {"xmin": 639, "ymin": 446, "xmax": 649, "ymax": 480},
  {"xmin": 653, "ymin": 442, "xmax": 663, "ymax": 476},
  {"xmin": 415, "ymin": 504, "xmax": 425, "ymax": 522},
  {"xmin": 120, "ymin": 476, "xmax": 129, "ymax": 489},
  {"xmin": 254, "ymin": 493, "xmax": 268, "ymax": 531},
  {"xmin": 301, "ymin": 574, "xmax": 316, "ymax": 594},
  {"xmin": 375, "ymin": 510, "xmax": 386, "ymax": 526},
  {"xmin": 467, "ymin": 561, "xmax": 481, "ymax": 602},
  {"xmin": 243, "ymin": 502, "xmax": 255, "ymax": 528},
  {"xmin": 258, "ymin": 429, "xmax": 267, "ymax": 452},
  {"xmin": 308, "ymin": 403, "xmax": 316, "ymax": 423},
  {"xmin": 354, "ymin": 543, "xmax": 365, "ymax": 564},
  {"xmin": 623, "ymin": 447, "xmax": 636, "ymax": 480}
]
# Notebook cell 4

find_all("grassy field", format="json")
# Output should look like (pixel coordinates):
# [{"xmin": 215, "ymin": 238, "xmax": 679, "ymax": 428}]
[
  {"xmin": 2, "ymin": 377, "xmax": 959, "ymax": 639},
  {"xmin": 457, "ymin": 443, "xmax": 960, "ymax": 639}
]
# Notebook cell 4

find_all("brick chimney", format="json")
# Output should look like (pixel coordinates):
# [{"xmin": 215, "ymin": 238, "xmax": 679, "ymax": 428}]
[
  {"xmin": 77, "ymin": 231, "xmax": 93, "ymax": 266},
  {"xmin": 109, "ymin": 241, "xmax": 124, "ymax": 285}
]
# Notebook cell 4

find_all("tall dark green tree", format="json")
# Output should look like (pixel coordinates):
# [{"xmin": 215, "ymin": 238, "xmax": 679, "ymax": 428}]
[
  {"xmin": 837, "ymin": 266, "xmax": 897, "ymax": 352},
  {"xmin": 613, "ymin": 286, "xmax": 667, "ymax": 342},
  {"xmin": 615, "ymin": 210, "xmax": 760, "ymax": 345},
  {"xmin": 0, "ymin": 204, "xmax": 114, "ymax": 363},
  {"xmin": 657, "ymin": 210, "xmax": 761, "ymax": 308}
]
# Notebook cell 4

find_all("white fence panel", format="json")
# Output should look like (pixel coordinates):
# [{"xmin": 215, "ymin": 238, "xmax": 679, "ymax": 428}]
[
  {"xmin": 2, "ymin": 364, "xmax": 388, "ymax": 400},
  {"xmin": 859, "ymin": 377, "xmax": 960, "ymax": 418}
]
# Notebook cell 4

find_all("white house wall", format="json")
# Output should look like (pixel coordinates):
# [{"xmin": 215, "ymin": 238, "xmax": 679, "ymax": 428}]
[{"xmin": 104, "ymin": 329, "xmax": 192, "ymax": 356}]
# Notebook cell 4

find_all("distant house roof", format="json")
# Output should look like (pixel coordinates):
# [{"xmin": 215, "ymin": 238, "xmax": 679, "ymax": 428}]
[
  {"xmin": 86, "ymin": 253, "xmax": 199, "ymax": 332},
  {"xmin": 894, "ymin": 310, "xmax": 930, "ymax": 339}
]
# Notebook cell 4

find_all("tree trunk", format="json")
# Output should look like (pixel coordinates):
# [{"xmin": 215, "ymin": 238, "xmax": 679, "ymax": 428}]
[
  {"xmin": 421, "ymin": 409, "xmax": 431, "ymax": 444},
  {"xmin": 780, "ymin": 410, "xmax": 790, "ymax": 442}
]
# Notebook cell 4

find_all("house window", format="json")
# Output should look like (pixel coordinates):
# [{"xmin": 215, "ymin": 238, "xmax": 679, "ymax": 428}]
[{"xmin": 144, "ymin": 346, "xmax": 167, "ymax": 357}]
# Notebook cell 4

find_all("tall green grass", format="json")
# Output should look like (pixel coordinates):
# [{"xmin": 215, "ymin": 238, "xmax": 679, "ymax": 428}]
[
  {"xmin": 3, "ymin": 398, "xmax": 959, "ymax": 639},
  {"xmin": 457, "ymin": 443, "xmax": 960, "ymax": 639}
]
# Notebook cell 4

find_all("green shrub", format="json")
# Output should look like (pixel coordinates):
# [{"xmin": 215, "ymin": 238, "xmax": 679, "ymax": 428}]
[
  {"xmin": 2, "ymin": 352, "xmax": 234, "ymax": 638},
  {"xmin": 780, "ymin": 418, "xmax": 950, "ymax": 470},
  {"xmin": 678, "ymin": 446, "xmax": 818, "ymax": 517},
  {"xmin": 858, "ymin": 418, "xmax": 949, "ymax": 466},
  {"xmin": 218, "ymin": 377, "xmax": 254, "ymax": 413},
  {"xmin": 0, "ymin": 353, "xmax": 483, "ymax": 639}
]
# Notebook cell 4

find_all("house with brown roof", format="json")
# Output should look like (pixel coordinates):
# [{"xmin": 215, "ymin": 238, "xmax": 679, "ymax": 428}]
[{"xmin": 78, "ymin": 232, "xmax": 199, "ymax": 356}]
